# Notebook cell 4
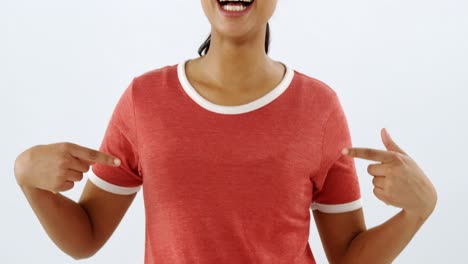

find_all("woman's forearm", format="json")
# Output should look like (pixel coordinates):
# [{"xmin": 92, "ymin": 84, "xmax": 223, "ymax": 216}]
[
  {"xmin": 341, "ymin": 209, "xmax": 428, "ymax": 264},
  {"xmin": 342, "ymin": 131, "xmax": 437, "ymax": 264},
  {"xmin": 20, "ymin": 185, "xmax": 96, "ymax": 259}
]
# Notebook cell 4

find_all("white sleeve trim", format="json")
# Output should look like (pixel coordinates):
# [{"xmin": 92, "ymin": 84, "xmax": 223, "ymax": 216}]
[
  {"xmin": 87, "ymin": 170, "xmax": 142, "ymax": 195},
  {"xmin": 310, "ymin": 198, "xmax": 363, "ymax": 213}
]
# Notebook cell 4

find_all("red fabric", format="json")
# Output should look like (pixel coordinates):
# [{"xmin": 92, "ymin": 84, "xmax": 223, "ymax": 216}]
[{"xmin": 91, "ymin": 62, "xmax": 361, "ymax": 263}]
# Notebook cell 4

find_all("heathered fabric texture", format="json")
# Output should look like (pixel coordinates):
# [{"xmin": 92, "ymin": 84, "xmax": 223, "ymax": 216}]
[{"xmin": 89, "ymin": 59, "xmax": 362, "ymax": 263}]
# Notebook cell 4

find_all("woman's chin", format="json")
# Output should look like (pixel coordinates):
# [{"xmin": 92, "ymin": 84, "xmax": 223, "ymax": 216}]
[
  {"xmin": 211, "ymin": 21, "xmax": 255, "ymax": 39},
  {"xmin": 212, "ymin": 25, "xmax": 253, "ymax": 40}
]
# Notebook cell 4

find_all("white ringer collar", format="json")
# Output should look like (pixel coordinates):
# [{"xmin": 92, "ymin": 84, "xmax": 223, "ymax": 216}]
[{"xmin": 177, "ymin": 59, "xmax": 294, "ymax": 115}]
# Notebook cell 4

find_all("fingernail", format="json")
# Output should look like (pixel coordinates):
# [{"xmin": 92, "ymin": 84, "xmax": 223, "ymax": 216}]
[
  {"xmin": 113, "ymin": 158, "xmax": 121, "ymax": 166},
  {"xmin": 342, "ymin": 148, "xmax": 349, "ymax": 155},
  {"xmin": 385, "ymin": 128, "xmax": 392, "ymax": 138}
]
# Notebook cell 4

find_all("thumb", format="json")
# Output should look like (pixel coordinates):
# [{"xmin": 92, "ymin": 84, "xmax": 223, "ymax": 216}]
[{"xmin": 381, "ymin": 128, "xmax": 407, "ymax": 155}]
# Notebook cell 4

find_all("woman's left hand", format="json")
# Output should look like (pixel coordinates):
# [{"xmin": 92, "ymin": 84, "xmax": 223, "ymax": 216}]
[{"xmin": 342, "ymin": 128, "xmax": 438, "ymax": 221}]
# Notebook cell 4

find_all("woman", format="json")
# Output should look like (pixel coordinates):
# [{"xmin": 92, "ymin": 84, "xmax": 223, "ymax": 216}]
[{"xmin": 14, "ymin": 0, "xmax": 437, "ymax": 263}]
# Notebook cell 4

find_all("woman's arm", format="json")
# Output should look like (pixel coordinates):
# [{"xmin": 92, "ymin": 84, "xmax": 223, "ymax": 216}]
[
  {"xmin": 314, "ymin": 128, "xmax": 437, "ymax": 263},
  {"xmin": 312, "ymin": 205, "xmax": 433, "ymax": 264},
  {"xmin": 19, "ymin": 181, "xmax": 136, "ymax": 259},
  {"xmin": 15, "ymin": 143, "xmax": 136, "ymax": 259},
  {"xmin": 341, "ymin": 209, "xmax": 430, "ymax": 264},
  {"xmin": 19, "ymin": 184, "xmax": 94, "ymax": 259}
]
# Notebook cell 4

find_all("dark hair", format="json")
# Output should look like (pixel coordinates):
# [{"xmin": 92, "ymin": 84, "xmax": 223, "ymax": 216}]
[{"xmin": 198, "ymin": 22, "xmax": 271, "ymax": 57}]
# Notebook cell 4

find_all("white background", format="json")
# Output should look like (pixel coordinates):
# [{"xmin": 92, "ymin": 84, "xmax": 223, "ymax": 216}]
[{"xmin": 2, "ymin": 0, "xmax": 467, "ymax": 263}]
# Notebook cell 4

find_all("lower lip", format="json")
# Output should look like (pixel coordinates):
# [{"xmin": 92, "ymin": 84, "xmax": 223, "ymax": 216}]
[{"xmin": 217, "ymin": 1, "xmax": 254, "ymax": 17}]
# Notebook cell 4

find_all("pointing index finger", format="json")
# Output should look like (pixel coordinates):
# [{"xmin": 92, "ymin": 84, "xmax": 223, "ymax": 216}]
[
  {"xmin": 68, "ymin": 143, "xmax": 121, "ymax": 166},
  {"xmin": 342, "ymin": 147, "xmax": 395, "ymax": 163}
]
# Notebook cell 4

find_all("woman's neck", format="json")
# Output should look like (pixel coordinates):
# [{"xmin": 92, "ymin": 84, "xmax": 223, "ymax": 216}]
[{"xmin": 194, "ymin": 29, "xmax": 278, "ymax": 92}]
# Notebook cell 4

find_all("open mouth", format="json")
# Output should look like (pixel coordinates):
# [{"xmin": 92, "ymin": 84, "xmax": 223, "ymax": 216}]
[{"xmin": 217, "ymin": 0, "xmax": 255, "ymax": 12}]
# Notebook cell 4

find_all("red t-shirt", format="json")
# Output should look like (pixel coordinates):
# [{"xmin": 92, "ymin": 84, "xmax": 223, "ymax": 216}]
[{"xmin": 88, "ymin": 59, "xmax": 362, "ymax": 263}]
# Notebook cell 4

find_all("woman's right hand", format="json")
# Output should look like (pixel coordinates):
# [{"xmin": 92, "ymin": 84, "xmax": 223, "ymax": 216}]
[{"xmin": 14, "ymin": 142, "xmax": 121, "ymax": 193}]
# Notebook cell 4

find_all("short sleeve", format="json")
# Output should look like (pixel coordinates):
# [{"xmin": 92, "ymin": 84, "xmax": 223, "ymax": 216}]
[
  {"xmin": 88, "ymin": 78, "xmax": 143, "ymax": 195},
  {"xmin": 311, "ymin": 93, "xmax": 362, "ymax": 213}
]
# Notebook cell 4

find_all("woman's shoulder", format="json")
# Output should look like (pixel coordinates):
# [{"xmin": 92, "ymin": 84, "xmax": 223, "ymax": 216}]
[
  {"xmin": 134, "ymin": 62, "xmax": 179, "ymax": 83},
  {"xmin": 119, "ymin": 61, "xmax": 182, "ymax": 102},
  {"xmin": 291, "ymin": 67, "xmax": 339, "ymax": 100}
]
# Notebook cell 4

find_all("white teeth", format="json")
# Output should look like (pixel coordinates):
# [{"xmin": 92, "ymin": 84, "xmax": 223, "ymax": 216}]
[
  {"xmin": 218, "ymin": 0, "xmax": 252, "ymax": 12},
  {"xmin": 222, "ymin": 4, "xmax": 247, "ymax": 12},
  {"xmin": 219, "ymin": 0, "xmax": 252, "ymax": 2}
]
